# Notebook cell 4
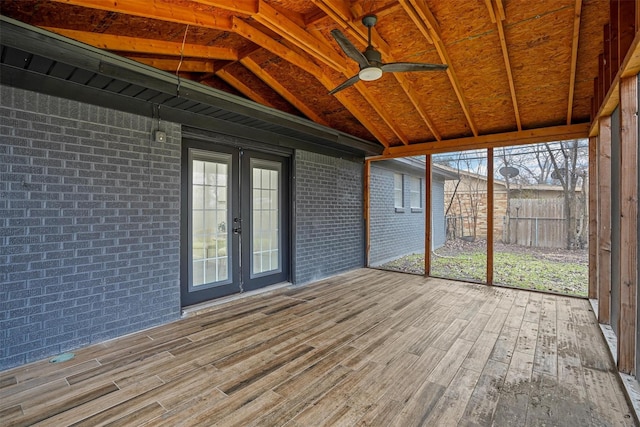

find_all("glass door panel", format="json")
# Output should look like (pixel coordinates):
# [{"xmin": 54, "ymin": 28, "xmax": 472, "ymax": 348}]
[
  {"xmin": 181, "ymin": 143, "xmax": 290, "ymax": 306},
  {"xmin": 192, "ymin": 157, "xmax": 230, "ymax": 286},
  {"xmin": 251, "ymin": 161, "xmax": 281, "ymax": 276}
]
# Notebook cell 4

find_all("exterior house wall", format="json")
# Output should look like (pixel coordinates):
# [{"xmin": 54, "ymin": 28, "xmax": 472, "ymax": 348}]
[
  {"xmin": 294, "ymin": 151, "xmax": 364, "ymax": 284},
  {"xmin": 0, "ymin": 85, "xmax": 182, "ymax": 370},
  {"xmin": 369, "ymin": 162, "xmax": 445, "ymax": 266}
]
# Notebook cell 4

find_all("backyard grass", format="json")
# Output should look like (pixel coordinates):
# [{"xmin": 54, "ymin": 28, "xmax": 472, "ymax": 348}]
[{"xmin": 379, "ymin": 243, "xmax": 588, "ymax": 297}]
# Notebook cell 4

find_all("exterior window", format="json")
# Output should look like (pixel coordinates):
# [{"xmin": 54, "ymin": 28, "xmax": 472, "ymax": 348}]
[
  {"xmin": 410, "ymin": 176, "xmax": 422, "ymax": 209},
  {"xmin": 394, "ymin": 173, "xmax": 404, "ymax": 208}
]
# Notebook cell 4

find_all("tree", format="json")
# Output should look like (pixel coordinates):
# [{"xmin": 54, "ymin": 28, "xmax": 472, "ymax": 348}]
[{"xmin": 545, "ymin": 139, "xmax": 587, "ymax": 249}]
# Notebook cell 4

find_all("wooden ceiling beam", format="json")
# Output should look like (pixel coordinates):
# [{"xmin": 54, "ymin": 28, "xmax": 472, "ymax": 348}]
[
  {"xmin": 567, "ymin": 0, "xmax": 583, "ymax": 125},
  {"xmin": 189, "ymin": 0, "xmax": 258, "ymax": 15},
  {"xmin": 316, "ymin": 0, "xmax": 440, "ymax": 143},
  {"xmin": 215, "ymin": 68, "xmax": 278, "ymax": 108},
  {"xmin": 255, "ymin": 2, "xmax": 349, "ymax": 73},
  {"xmin": 49, "ymin": 0, "xmax": 233, "ymax": 31},
  {"xmin": 232, "ymin": 17, "xmax": 390, "ymax": 145},
  {"xmin": 317, "ymin": 75, "xmax": 391, "ymax": 147},
  {"xmin": 486, "ymin": 0, "xmax": 522, "ymax": 130},
  {"xmin": 240, "ymin": 57, "xmax": 330, "ymax": 126},
  {"xmin": 232, "ymin": 17, "xmax": 321, "ymax": 76},
  {"xmin": 375, "ymin": 123, "xmax": 589, "ymax": 159},
  {"xmin": 401, "ymin": 0, "xmax": 478, "ymax": 136},
  {"xmin": 42, "ymin": 27, "xmax": 238, "ymax": 60},
  {"xmin": 254, "ymin": 2, "xmax": 407, "ymax": 145},
  {"xmin": 125, "ymin": 56, "xmax": 215, "ymax": 73}
]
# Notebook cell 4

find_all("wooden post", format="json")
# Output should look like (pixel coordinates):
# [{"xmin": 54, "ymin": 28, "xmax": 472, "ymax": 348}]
[
  {"xmin": 598, "ymin": 116, "xmax": 612, "ymax": 324},
  {"xmin": 487, "ymin": 148, "xmax": 494, "ymax": 285},
  {"xmin": 588, "ymin": 135, "xmax": 599, "ymax": 299},
  {"xmin": 618, "ymin": 76, "xmax": 638, "ymax": 374},
  {"xmin": 425, "ymin": 154, "xmax": 432, "ymax": 276},
  {"xmin": 364, "ymin": 159, "xmax": 371, "ymax": 267}
]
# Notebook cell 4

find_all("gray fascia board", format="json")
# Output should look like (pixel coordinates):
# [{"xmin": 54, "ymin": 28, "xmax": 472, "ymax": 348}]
[{"xmin": 0, "ymin": 16, "xmax": 382, "ymax": 156}]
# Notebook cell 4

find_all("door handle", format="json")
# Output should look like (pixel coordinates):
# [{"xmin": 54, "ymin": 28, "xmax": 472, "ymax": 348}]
[
  {"xmin": 233, "ymin": 217, "xmax": 241, "ymax": 234},
  {"xmin": 233, "ymin": 226, "xmax": 241, "ymax": 234}
]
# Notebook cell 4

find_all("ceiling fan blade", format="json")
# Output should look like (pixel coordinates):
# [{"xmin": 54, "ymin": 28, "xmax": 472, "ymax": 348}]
[
  {"xmin": 329, "ymin": 74, "xmax": 360, "ymax": 95},
  {"xmin": 381, "ymin": 62, "xmax": 448, "ymax": 73},
  {"xmin": 330, "ymin": 29, "xmax": 369, "ymax": 69}
]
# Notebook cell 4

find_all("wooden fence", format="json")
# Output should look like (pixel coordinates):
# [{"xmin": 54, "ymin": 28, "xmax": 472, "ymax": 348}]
[{"xmin": 504, "ymin": 198, "xmax": 567, "ymax": 248}]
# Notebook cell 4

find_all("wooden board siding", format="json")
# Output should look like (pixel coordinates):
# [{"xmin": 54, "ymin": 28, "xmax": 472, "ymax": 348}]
[
  {"xmin": 618, "ymin": 75, "xmax": 638, "ymax": 374},
  {"xmin": 598, "ymin": 116, "xmax": 613, "ymax": 324},
  {"xmin": 0, "ymin": 269, "xmax": 634, "ymax": 426}
]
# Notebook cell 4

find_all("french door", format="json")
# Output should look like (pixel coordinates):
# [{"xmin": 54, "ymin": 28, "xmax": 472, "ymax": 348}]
[{"xmin": 181, "ymin": 142, "xmax": 290, "ymax": 306}]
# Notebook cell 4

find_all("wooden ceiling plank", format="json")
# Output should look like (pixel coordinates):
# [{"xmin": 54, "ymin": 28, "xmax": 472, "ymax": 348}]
[
  {"xmin": 240, "ymin": 57, "xmax": 330, "ymax": 126},
  {"xmin": 401, "ymin": 0, "xmax": 479, "ymax": 137},
  {"xmin": 232, "ymin": 17, "xmax": 322, "ymax": 76},
  {"xmin": 567, "ymin": 0, "xmax": 583, "ymax": 125},
  {"xmin": 255, "ymin": 2, "xmax": 409, "ymax": 144},
  {"xmin": 317, "ymin": 0, "xmax": 390, "ymax": 53},
  {"xmin": 488, "ymin": 0, "xmax": 522, "ymax": 130},
  {"xmin": 216, "ymin": 68, "xmax": 278, "ymax": 108},
  {"xmin": 42, "ymin": 27, "xmax": 238, "ymax": 60},
  {"xmin": 355, "ymin": 83, "xmax": 410, "ymax": 144},
  {"xmin": 255, "ymin": 1, "xmax": 350, "ymax": 73},
  {"xmin": 189, "ymin": 0, "xmax": 258, "ymax": 15},
  {"xmin": 375, "ymin": 124, "xmax": 590, "ymax": 158},
  {"xmin": 494, "ymin": 0, "xmax": 506, "ymax": 20},
  {"xmin": 395, "ymin": 74, "xmax": 442, "ymax": 140},
  {"xmin": 316, "ymin": 0, "xmax": 426, "ymax": 145},
  {"xmin": 484, "ymin": 0, "xmax": 497, "ymax": 23},
  {"xmin": 49, "ymin": 0, "xmax": 233, "ymax": 31},
  {"xmin": 125, "ymin": 56, "xmax": 215, "ymax": 73},
  {"xmin": 231, "ymin": 17, "xmax": 389, "ymax": 146},
  {"xmin": 406, "ymin": 0, "xmax": 441, "ymax": 41}
]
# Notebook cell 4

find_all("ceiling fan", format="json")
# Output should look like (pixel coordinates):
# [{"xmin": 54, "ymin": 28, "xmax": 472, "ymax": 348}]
[{"xmin": 329, "ymin": 14, "xmax": 448, "ymax": 95}]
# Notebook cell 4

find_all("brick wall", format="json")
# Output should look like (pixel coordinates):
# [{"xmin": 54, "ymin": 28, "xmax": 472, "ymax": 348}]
[
  {"xmin": 369, "ymin": 164, "xmax": 426, "ymax": 266},
  {"xmin": 0, "ymin": 85, "xmax": 182, "ymax": 370},
  {"xmin": 294, "ymin": 151, "xmax": 364, "ymax": 284}
]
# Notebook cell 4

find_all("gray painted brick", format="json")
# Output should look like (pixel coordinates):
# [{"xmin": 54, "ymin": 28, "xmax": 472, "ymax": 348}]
[
  {"xmin": 0, "ymin": 85, "xmax": 181, "ymax": 371},
  {"xmin": 294, "ymin": 151, "xmax": 364, "ymax": 285}
]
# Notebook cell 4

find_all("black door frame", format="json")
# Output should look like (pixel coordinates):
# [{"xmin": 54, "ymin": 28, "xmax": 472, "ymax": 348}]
[{"xmin": 180, "ymin": 137, "xmax": 292, "ymax": 307}]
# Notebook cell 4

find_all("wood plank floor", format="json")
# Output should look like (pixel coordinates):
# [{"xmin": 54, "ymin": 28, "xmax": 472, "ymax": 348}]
[{"xmin": 0, "ymin": 269, "xmax": 635, "ymax": 426}]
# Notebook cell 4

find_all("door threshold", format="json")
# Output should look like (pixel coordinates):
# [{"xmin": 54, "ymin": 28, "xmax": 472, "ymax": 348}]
[{"xmin": 181, "ymin": 282, "xmax": 292, "ymax": 318}]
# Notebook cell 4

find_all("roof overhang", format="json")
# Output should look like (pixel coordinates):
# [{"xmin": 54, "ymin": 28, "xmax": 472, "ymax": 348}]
[{"xmin": 0, "ymin": 16, "xmax": 382, "ymax": 158}]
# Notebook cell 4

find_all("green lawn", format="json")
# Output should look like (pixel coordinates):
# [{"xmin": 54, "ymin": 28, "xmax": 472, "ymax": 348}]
[{"xmin": 380, "ymin": 250, "xmax": 588, "ymax": 297}]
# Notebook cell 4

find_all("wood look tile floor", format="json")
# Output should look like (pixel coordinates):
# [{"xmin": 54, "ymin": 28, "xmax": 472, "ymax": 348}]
[{"xmin": 0, "ymin": 269, "xmax": 635, "ymax": 426}]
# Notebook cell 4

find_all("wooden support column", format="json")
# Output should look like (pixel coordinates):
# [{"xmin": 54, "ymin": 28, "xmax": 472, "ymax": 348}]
[
  {"xmin": 487, "ymin": 148, "xmax": 494, "ymax": 285},
  {"xmin": 588, "ymin": 135, "xmax": 599, "ymax": 299},
  {"xmin": 364, "ymin": 159, "xmax": 371, "ymax": 267},
  {"xmin": 425, "ymin": 155, "xmax": 432, "ymax": 277},
  {"xmin": 598, "ymin": 116, "xmax": 613, "ymax": 324},
  {"xmin": 618, "ymin": 76, "xmax": 638, "ymax": 374}
]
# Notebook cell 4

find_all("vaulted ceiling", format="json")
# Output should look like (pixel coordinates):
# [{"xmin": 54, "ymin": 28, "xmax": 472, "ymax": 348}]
[{"xmin": 0, "ymin": 0, "xmax": 608, "ymax": 155}]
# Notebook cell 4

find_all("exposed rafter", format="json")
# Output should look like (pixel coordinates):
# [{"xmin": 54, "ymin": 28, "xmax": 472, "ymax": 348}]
[
  {"xmin": 316, "ymin": 0, "xmax": 442, "ymax": 142},
  {"xmin": 377, "ymin": 123, "xmax": 590, "ymax": 158},
  {"xmin": 567, "ymin": 0, "xmax": 583, "ymax": 125},
  {"xmin": 215, "ymin": 68, "xmax": 279, "ymax": 108},
  {"xmin": 50, "ymin": 0, "xmax": 233, "ymax": 31},
  {"xmin": 254, "ymin": 1, "xmax": 410, "ymax": 144},
  {"xmin": 400, "ymin": 0, "xmax": 479, "ymax": 136},
  {"xmin": 485, "ymin": 0, "xmax": 521, "ymax": 130},
  {"xmin": 190, "ymin": 0, "xmax": 258, "ymax": 15},
  {"xmin": 240, "ymin": 56, "xmax": 329, "ymax": 126},
  {"xmin": 44, "ymin": 27, "xmax": 238, "ymax": 60},
  {"xmin": 126, "ymin": 56, "xmax": 216, "ymax": 73}
]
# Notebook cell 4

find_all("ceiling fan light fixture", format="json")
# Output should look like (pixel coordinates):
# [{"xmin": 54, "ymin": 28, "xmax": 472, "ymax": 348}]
[{"xmin": 359, "ymin": 66, "xmax": 383, "ymax": 81}]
